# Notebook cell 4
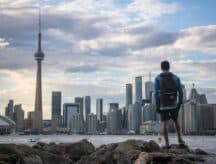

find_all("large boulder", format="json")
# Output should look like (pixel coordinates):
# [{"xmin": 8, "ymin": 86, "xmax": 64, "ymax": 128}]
[
  {"xmin": 20, "ymin": 155, "xmax": 43, "ymax": 164},
  {"xmin": 134, "ymin": 152, "xmax": 205, "ymax": 164}
]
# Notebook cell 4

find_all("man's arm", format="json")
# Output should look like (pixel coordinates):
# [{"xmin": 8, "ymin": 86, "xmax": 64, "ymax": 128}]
[
  {"xmin": 154, "ymin": 77, "xmax": 160, "ymax": 112},
  {"xmin": 176, "ymin": 77, "xmax": 183, "ymax": 109}
]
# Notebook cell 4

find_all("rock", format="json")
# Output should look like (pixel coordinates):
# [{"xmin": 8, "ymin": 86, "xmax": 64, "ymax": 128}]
[
  {"xmin": 142, "ymin": 140, "xmax": 161, "ymax": 152},
  {"xmin": 21, "ymin": 154, "xmax": 43, "ymax": 164},
  {"xmin": 134, "ymin": 152, "xmax": 205, "ymax": 164},
  {"xmin": 37, "ymin": 151, "xmax": 73, "ymax": 164},
  {"xmin": 195, "ymin": 148, "xmax": 208, "ymax": 155}
]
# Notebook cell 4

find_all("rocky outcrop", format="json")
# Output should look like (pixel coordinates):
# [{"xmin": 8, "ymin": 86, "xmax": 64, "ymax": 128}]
[{"xmin": 0, "ymin": 139, "xmax": 214, "ymax": 164}]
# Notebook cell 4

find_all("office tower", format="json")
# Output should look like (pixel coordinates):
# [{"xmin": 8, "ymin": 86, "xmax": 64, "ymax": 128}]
[
  {"xmin": 13, "ymin": 104, "xmax": 24, "ymax": 132},
  {"xmin": 135, "ymin": 76, "xmax": 142, "ymax": 103},
  {"xmin": 71, "ymin": 113, "xmax": 81, "ymax": 133},
  {"xmin": 145, "ymin": 73, "xmax": 154, "ymax": 101},
  {"xmin": 51, "ymin": 91, "xmax": 62, "ymax": 129},
  {"xmin": 126, "ymin": 84, "xmax": 133, "ymax": 108},
  {"xmin": 63, "ymin": 103, "xmax": 79, "ymax": 128},
  {"xmin": 75, "ymin": 97, "xmax": 84, "ymax": 121},
  {"xmin": 85, "ymin": 96, "xmax": 91, "ymax": 121},
  {"xmin": 197, "ymin": 104, "xmax": 216, "ymax": 132},
  {"xmin": 5, "ymin": 100, "xmax": 14, "ymax": 120},
  {"xmin": 87, "ymin": 113, "xmax": 97, "ymax": 134},
  {"xmin": 96, "ymin": 98, "xmax": 103, "ymax": 121},
  {"xmin": 34, "ymin": 10, "xmax": 44, "ymax": 133},
  {"xmin": 107, "ymin": 103, "xmax": 122, "ymax": 134},
  {"xmin": 121, "ymin": 107, "xmax": 128, "ymax": 130},
  {"xmin": 184, "ymin": 101, "xmax": 197, "ymax": 134},
  {"xmin": 128, "ymin": 102, "xmax": 141, "ymax": 134}
]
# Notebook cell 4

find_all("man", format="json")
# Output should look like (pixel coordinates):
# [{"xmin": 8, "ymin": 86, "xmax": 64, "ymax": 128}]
[{"xmin": 154, "ymin": 60, "xmax": 185, "ymax": 149}]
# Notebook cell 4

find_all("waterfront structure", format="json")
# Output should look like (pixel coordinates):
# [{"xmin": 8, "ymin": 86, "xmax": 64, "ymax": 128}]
[
  {"xmin": 63, "ymin": 103, "xmax": 79, "ymax": 128},
  {"xmin": 96, "ymin": 98, "xmax": 103, "ymax": 122},
  {"xmin": 13, "ymin": 105, "xmax": 24, "ymax": 132},
  {"xmin": 126, "ymin": 84, "xmax": 133, "ymax": 108},
  {"xmin": 0, "ymin": 115, "xmax": 16, "ymax": 134},
  {"xmin": 34, "ymin": 10, "xmax": 45, "ymax": 133},
  {"xmin": 128, "ymin": 103, "xmax": 141, "ymax": 134},
  {"xmin": 139, "ymin": 121, "xmax": 160, "ymax": 134},
  {"xmin": 107, "ymin": 103, "xmax": 122, "ymax": 134},
  {"xmin": 135, "ymin": 76, "xmax": 142, "ymax": 103},
  {"xmin": 145, "ymin": 73, "xmax": 154, "ymax": 101},
  {"xmin": 85, "ymin": 96, "xmax": 91, "ymax": 121},
  {"xmin": 87, "ymin": 113, "xmax": 97, "ymax": 134},
  {"xmin": 5, "ymin": 100, "xmax": 14, "ymax": 120},
  {"xmin": 51, "ymin": 91, "xmax": 62, "ymax": 129}
]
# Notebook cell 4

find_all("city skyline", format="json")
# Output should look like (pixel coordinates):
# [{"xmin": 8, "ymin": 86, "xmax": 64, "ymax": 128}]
[{"xmin": 0, "ymin": 0, "xmax": 216, "ymax": 119}]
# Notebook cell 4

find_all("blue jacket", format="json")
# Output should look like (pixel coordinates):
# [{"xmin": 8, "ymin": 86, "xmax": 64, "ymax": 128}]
[{"xmin": 154, "ymin": 71, "xmax": 183, "ymax": 110}]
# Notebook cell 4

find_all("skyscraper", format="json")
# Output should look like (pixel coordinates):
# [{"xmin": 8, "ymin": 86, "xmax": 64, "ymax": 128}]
[
  {"xmin": 14, "ymin": 104, "xmax": 24, "ymax": 132},
  {"xmin": 34, "ymin": 9, "xmax": 44, "ymax": 133},
  {"xmin": 145, "ymin": 73, "xmax": 154, "ymax": 101},
  {"xmin": 85, "ymin": 96, "xmax": 91, "ymax": 121},
  {"xmin": 75, "ymin": 97, "xmax": 84, "ymax": 121},
  {"xmin": 126, "ymin": 84, "xmax": 133, "ymax": 108},
  {"xmin": 51, "ymin": 91, "xmax": 62, "ymax": 129},
  {"xmin": 135, "ymin": 76, "xmax": 142, "ymax": 103},
  {"xmin": 63, "ymin": 103, "xmax": 79, "ymax": 128},
  {"xmin": 96, "ymin": 98, "xmax": 103, "ymax": 121},
  {"xmin": 87, "ymin": 113, "xmax": 97, "ymax": 134},
  {"xmin": 5, "ymin": 100, "xmax": 14, "ymax": 120}
]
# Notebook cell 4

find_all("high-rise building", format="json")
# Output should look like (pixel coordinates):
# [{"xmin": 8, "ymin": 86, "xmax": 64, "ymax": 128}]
[
  {"xmin": 189, "ymin": 84, "xmax": 207, "ymax": 104},
  {"xmin": 13, "ymin": 104, "xmax": 24, "ymax": 132},
  {"xmin": 51, "ymin": 91, "xmax": 62, "ymax": 129},
  {"xmin": 126, "ymin": 84, "xmax": 133, "ymax": 108},
  {"xmin": 87, "ymin": 113, "xmax": 97, "ymax": 134},
  {"xmin": 96, "ymin": 98, "xmax": 103, "ymax": 121},
  {"xmin": 107, "ymin": 103, "xmax": 122, "ymax": 134},
  {"xmin": 71, "ymin": 113, "xmax": 81, "ymax": 133},
  {"xmin": 135, "ymin": 76, "xmax": 142, "ymax": 103},
  {"xmin": 145, "ymin": 73, "xmax": 154, "ymax": 101},
  {"xmin": 85, "ymin": 96, "xmax": 91, "ymax": 121},
  {"xmin": 34, "ymin": 9, "xmax": 45, "ymax": 133},
  {"xmin": 197, "ymin": 104, "xmax": 216, "ymax": 132},
  {"xmin": 75, "ymin": 97, "xmax": 84, "ymax": 121},
  {"xmin": 63, "ymin": 103, "xmax": 79, "ymax": 128},
  {"xmin": 5, "ymin": 100, "xmax": 14, "ymax": 120},
  {"xmin": 184, "ymin": 101, "xmax": 197, "ymax": 134},
  {"xmin": 128, "ymin": 102, "xmax": 142, "ymax": 134}
]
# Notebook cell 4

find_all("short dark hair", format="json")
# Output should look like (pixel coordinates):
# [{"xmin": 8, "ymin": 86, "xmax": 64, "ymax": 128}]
[{"xmin": 161, "ymin": 60, "xmax": 170, "ymax": 70}]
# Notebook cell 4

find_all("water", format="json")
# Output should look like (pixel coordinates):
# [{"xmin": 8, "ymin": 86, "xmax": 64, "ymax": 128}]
[{"xmin": 0, "ymin": 134, "xmax": 215, "ymax": 154}]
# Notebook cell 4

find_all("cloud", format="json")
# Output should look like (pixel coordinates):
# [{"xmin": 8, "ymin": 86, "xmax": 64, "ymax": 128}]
[
  {"xmin": 65, "ymin": 64, "xmax": 100, "ymax": 73},
  {"xmin": 174, "ymin": 25, "xmax": 216, "ymax": 54},
  {"xmin": 0, "ymin": 38, "xmax": 9, "ymax": 48}
]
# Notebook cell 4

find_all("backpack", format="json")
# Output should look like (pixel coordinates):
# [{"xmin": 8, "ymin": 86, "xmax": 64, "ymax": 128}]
[{"xmin": 159, "ymin": 73, "xmax": 178, "ymax": 110}]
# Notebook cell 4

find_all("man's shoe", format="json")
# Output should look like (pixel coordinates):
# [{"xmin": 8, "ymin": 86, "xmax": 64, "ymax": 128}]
[{"xmin": 178, "ymin": 138, "xmax": 186, "ymax": 145}]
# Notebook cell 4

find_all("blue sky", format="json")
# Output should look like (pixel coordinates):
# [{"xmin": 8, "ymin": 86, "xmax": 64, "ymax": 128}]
[{"xmin": 0, "ymin": 0, "xmax": 215, "ymax": 119}]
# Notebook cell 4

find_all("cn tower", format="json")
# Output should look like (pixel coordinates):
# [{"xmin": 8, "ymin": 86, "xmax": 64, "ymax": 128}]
[{"xmin": 34, "ymin": 9, "xmax": 44, "ymax": 133}]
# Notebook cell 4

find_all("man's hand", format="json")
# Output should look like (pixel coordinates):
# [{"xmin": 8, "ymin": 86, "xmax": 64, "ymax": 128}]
[
  {"xmin": 156, "ymin": 108, "xmax": 161, "ymax": 113},
  {"xmin": 177, "ymin": 104, "xmax": 181, "ymax": 110}
]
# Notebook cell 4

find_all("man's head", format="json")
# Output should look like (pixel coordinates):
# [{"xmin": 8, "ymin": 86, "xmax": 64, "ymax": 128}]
[{"xmin": 161, "ymin": 60, "xmax": 170, "ymax": 71}]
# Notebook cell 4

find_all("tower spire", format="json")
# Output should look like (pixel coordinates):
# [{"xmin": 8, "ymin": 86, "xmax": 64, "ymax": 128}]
[{"xmin": 38, "ymin": 7, "xmax": 41, "ymax": 51}]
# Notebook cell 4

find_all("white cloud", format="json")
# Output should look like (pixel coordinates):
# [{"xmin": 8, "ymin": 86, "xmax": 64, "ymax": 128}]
[{"xmin": 0, "ymin": 38, "xmax": 9, "ymax": 48}]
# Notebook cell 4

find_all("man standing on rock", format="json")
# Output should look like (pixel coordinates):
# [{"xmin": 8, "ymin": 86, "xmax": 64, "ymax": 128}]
[{"xmin": 154, "ymin": 60, "xmax": 185, "ymax": 149}]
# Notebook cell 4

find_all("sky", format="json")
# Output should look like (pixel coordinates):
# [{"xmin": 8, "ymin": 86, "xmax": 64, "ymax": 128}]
[{"xmin": 0, "ymin": 0, "xmax": 215, "ymax": 119}]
